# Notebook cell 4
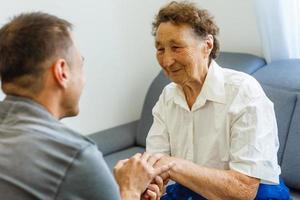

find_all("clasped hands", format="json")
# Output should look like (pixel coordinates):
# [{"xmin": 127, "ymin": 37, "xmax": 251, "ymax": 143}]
[{"xmin": 114, "ymin": 152, "xmax": 175, "ymax": 200}]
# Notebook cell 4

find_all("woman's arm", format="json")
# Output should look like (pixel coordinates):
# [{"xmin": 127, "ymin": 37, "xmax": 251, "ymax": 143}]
[{"xmin": 157, "ymin": 156, "xmax": 260, "ymax": 200}]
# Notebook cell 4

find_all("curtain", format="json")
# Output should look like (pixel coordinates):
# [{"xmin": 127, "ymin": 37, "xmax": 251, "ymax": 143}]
[{"xmin": 254, "ymin": 0, "xmax": 300, "ymax": 63}]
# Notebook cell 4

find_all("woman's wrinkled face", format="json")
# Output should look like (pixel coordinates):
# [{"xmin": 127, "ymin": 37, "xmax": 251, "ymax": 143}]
[{"xmin": 155, "ymin": 22, "xmax": 211, "ymax": 86}]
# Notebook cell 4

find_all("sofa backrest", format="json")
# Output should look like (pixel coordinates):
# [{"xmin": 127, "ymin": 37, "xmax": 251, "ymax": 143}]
[
  {"xmin": 253, "ymin": 60, "xmax": 300, "ymax": 191},
  {"xmin": 136, "ymin": 71, "xmax": 170, "ymax": 146},
  {"xmin": 136, "ymin": 52, "xmax": 267, "ymax": 147},
  {"xmin": 217, "ymin": 52, "xmax": 266, "ymax": 74},
  {"xmin": 260, "ymin": 85, "xmax": 297, "ymax": 164},
  {"xmin": 253, "ymin": 59, "xmax": 300, "ymax": 92},
  {"xmin": 281, "ymin": 94, "xmax": 300, "ymax": 190}
]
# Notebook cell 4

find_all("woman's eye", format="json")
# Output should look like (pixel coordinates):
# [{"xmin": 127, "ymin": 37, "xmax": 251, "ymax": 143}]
[
  {"xmin": 172, "ymin": 46, "xmax": 180, "ymax": 50},
  {"xmin": 157, "ymin": 48, "xmax": 164, "ymax": 53}
]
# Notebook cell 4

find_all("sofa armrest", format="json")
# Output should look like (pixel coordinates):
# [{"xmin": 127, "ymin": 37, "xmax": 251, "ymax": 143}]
[{"xmin": 89, "ymin": 120, "xmax": 139, "ymax": 156}]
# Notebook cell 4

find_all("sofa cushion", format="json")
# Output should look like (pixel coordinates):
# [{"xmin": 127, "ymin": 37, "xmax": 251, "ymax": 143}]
[
  {"xmin": 253, "ymin": 59, "xmax": 300, "ymax": 92},
  {"xmin": 216, "ymin": 52, "xmax": 266, "ymax": 74},
  {"xmin": 89, "ymin": 121, "xmax": 138, "ymax": 156},
  {"xmin": 281, "ymin": 94, "xmax": 300, "ymax": 190},
  {"xmin": 261, "ymin": 85, "xmax": 297, "ymax": 164},
  {"xmin": 104, "ymin": 146, "xmax": 145, "ymax": 170}
]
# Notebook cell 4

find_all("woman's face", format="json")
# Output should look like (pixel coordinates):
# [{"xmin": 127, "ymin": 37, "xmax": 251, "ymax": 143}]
[{"xmin": 155, "ymin": 22, "xmax": 213, "ymax": 86}]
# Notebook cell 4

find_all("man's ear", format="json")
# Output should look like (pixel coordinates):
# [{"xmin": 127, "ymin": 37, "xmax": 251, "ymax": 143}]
[{"xmin": 51, "ymin": 59, "xmax": 70, "ymax": 89}]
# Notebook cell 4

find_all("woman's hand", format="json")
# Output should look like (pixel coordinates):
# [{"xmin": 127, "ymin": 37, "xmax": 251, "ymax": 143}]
[{"xmin": 141, "ymin": 176, "xmax": 165, "ymax": 200}]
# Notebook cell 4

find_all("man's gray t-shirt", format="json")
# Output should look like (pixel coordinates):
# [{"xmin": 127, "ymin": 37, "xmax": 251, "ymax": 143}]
[{"xmin": 0, "ymin": 95, "xmax": 120, "ymax": 200}]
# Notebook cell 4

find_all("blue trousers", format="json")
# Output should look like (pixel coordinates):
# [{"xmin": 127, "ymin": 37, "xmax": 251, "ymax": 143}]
[{"xmin": 161, "ymin": 178, "xmax": 291, "ymax": 200}]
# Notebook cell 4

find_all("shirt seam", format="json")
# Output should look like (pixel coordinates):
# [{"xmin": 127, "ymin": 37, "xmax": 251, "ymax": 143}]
[{"xmin": 53, "ymin": 143, "xmax": 94, "ymax": 199}]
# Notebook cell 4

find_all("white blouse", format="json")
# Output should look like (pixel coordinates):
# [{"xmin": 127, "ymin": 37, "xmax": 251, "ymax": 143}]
[{"xmin": 146, "ymin": 60, "xmax": 281, "ymax": 184}]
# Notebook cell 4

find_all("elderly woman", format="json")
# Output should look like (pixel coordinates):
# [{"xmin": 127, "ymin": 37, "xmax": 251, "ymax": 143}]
[{"xmin": 146, "ymin": 1, "xmax": 291, "ymax": 200}]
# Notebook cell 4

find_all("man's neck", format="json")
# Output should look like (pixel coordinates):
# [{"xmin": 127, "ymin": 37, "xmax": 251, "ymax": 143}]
[{"xmin": 3, "ymin": 84, "xmax": 64, "ymax": 120}]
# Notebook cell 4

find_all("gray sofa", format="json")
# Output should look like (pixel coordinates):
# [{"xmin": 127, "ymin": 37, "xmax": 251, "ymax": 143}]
[{"xmin": 89, "ymin": 52, "xmax": 300, "ymax": 199}]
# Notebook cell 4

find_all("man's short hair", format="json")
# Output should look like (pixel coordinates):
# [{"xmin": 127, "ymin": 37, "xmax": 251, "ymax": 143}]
[
  {"xmin": 0, "ymin": 12, "xmax": 73, "ymax": 93},
  {"xmin": 152, "ymin": 1, "xmax": 220, "ymax": 60}
]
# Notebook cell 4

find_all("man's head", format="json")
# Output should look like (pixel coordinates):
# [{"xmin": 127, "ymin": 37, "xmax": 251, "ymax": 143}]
[
  {"xmin": 0, "ymin": 12, "xmax": 85, "ymax": 118},
  {"xmin": 153, "ymin": 1, "xmax": 219, "ymax": 85}
]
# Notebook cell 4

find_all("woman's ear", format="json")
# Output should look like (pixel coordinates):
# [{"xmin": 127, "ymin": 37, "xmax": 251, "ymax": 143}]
[
  {"xmin": 205, "ymin": 34, "xmax": 214, "ymax": 54},
  {"xmin": 51, "ymin": 59, "xmax": 70, "ymax": 89}
]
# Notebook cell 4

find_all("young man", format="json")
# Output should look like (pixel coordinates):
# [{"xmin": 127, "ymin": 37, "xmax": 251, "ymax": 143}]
[{"xmin": 0, "ymin": 12, "xmax": 171, "ymax": 200}]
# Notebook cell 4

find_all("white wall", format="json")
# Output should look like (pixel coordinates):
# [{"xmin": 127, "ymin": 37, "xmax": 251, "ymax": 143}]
[
  {"xmin": 0, "ymin": 0, "xmax": 262, "ymax": 135},
  {"xmin": 197, "ymin": 0, "xmax": 263, "ymax": 56}
]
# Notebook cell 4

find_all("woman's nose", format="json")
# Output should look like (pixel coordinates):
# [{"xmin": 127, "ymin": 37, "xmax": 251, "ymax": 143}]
[{"xmin": 161, "ymin": 52, "xmax": 175, "ymax": 68}]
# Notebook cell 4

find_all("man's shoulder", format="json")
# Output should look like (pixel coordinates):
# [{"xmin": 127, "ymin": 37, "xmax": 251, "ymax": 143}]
[
  {"xmin": 0, "ymin": 120, "xmax": 104, "ymax": 200},
  {"xmin": 0, "ymin": 97, "xmax": 95, "ymax": 151},
  {"xmin": 55, "ymin": 141, "xmax": 120, "ymax": 200},
  {"xmin": 48, "ymin": 122, "xmax": 96, "ymax": 151},
  {"xmin": 15, "ymin": 118, "xmax": 96, "ymax": 153}
]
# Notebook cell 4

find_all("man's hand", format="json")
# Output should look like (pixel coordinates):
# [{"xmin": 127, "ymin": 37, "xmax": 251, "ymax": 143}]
[{"xmin": 113, "ymin": 153, "xmax": 174, "ymax": 200}]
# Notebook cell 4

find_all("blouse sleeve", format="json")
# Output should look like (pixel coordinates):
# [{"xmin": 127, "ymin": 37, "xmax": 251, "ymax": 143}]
[{"xmin": 229, "ymin": 79, "xmax": 281, "ymax": 184}]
